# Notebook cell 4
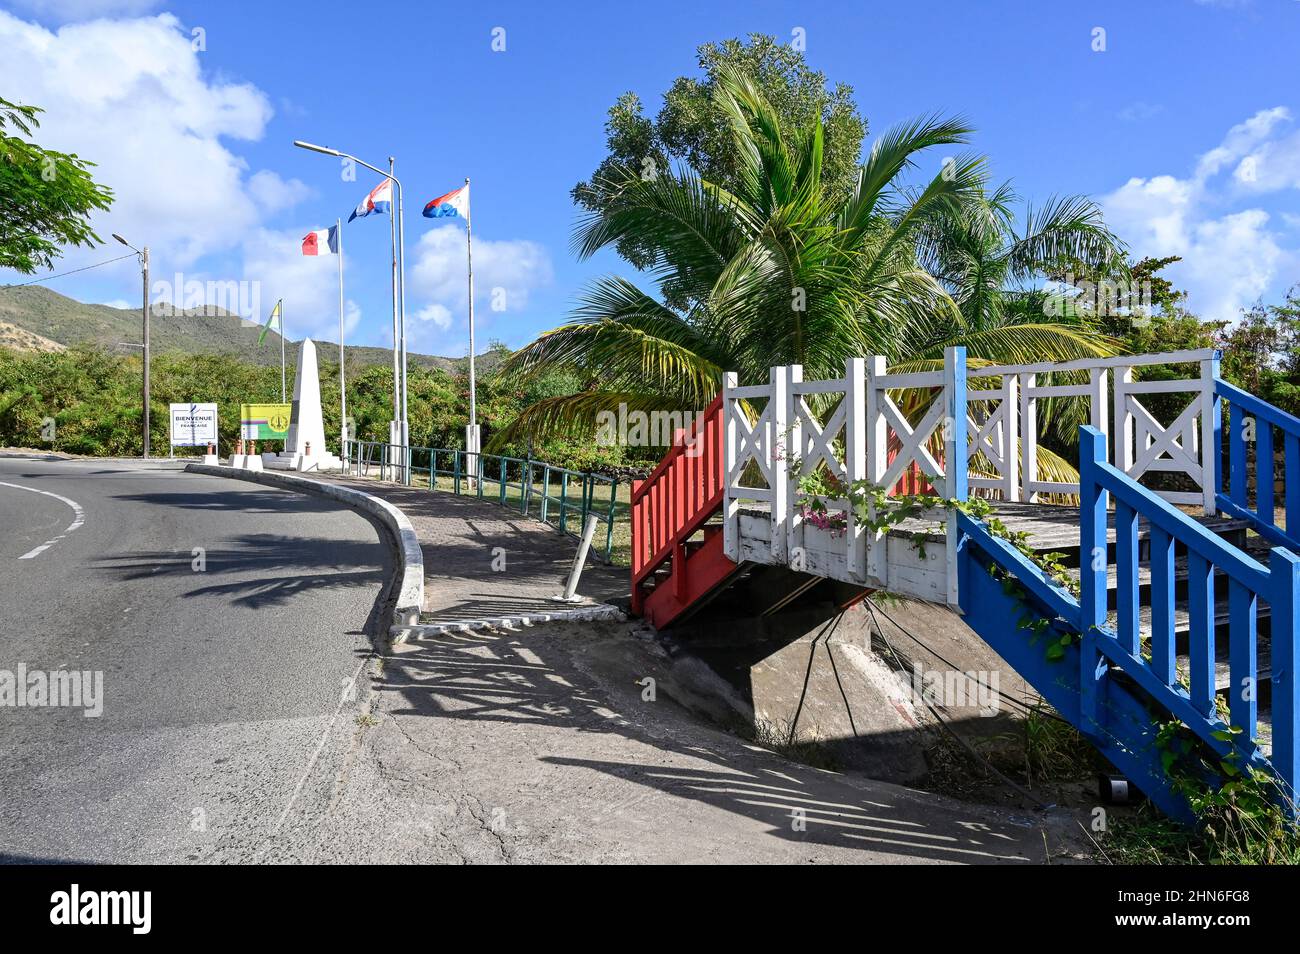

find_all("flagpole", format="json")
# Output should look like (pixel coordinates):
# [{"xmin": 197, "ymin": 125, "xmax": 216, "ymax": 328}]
[
  {"xmin": 280, "ymin": 301, "xmax": 286, "ymax": 403},
  {"xmin": 388, "ymin": 157, "xmax": 399, "ymax": 449},
  {"xmin": 337, "ymin": 217, "xmax": 346, "ymax": 454},
  {"xmin": 466, "ymin": 176, "xmax": 476, "ymax": 436},
  {"xmin": 397, "ymin": 179, "xmax": 408, "ymax": 449}
]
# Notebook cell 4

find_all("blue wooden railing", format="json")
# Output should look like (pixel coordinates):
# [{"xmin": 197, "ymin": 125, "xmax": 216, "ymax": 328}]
[
  {"xmin": 958, "ymin": 425, "xmax": 1300, "ymax": 819},
  {"xmin": 1216, "ymin": 379, "xmax": 1300, "ymax": 553},
  {"xmin": 1079, "ymin": 425, "xmax": 1299, "ymax": 813}
]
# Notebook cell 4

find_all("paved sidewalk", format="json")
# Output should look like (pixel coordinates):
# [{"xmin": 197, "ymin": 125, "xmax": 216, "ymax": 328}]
[
  {"xmin": 253, "ymin": 470, "xmax": 1087, "ymax": 864},
  {"xmin": 307, "ymin": 474, "xmax": 626, "ymax": 623}
]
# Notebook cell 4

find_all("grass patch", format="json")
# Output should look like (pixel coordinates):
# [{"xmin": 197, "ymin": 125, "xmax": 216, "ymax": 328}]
[
  {"xmin": 1099, "ymin": 799, "xmax": 1300, "ymax": 865},
  {"xmin": 748, "ymin": 718, "xmax": 841, "ymax": 772}
]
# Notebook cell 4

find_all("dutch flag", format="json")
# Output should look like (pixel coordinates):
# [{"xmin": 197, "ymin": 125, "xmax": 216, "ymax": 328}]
[
  {"xmin": 349, "ymin": 179, "xmax": 393, "ymax": 221},
  {"xmin": 423, "ymin": 183, "xmax": 470, "ymax": 221},
  {"xmin": 301, "ymin": 224, "xmax": 339, "ymax": 255}
]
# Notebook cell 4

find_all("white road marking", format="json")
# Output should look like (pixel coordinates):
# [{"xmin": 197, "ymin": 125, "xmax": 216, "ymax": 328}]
[
  {"xmin": 0, "ymin": 480, "xmax": 87, "ymax": 559},
  {"xmin": 270, "ymin": 653, "xmax": 373, "ymax": 838}
]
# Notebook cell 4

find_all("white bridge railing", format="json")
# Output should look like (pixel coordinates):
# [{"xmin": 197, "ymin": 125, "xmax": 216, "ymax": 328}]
[{"xmin": 721, "ymin": 347, "xmax": 1221, "ymax": 604}]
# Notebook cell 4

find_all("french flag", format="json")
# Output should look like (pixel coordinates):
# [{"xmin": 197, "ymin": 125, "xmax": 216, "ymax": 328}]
[
  {"xmin": 423, "ymin": 183, "xmax": 470, "ymax": 221},
  {"xmin": 301, "ymin": 224, "xmax": 339, "ymax": 255},
  {"xmin": 348, "ymin": 179, "xmax": 392, "ymax": 221}
]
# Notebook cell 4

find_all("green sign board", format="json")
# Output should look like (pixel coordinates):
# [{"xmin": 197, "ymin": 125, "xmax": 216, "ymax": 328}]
[{"xmin": 240, "ymin": 403, "xmax": 291, "ymax": 441}]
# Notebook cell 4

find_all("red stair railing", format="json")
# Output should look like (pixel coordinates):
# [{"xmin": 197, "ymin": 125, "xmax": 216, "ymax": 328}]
[{"xmin": 630, "ymin": 395, "xmax": 726, "ymax": 615}]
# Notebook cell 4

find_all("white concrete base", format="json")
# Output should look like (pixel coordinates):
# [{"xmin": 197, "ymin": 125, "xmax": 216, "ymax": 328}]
[
  {"xmin": 392, "ymin": 603, "xmax": 626, "ymax": 642},
  {"xmin": 296, "ymin": 454, "xmax": 342, "ymax": 473},
  {"xmin": 201, "ymin": 454, "xmax": 219, "ymax": 465},
  {"xmin": 243, "ymin": 455, "xmax": 264, "ymax": 472},
  {"xmin": 228, "ymin": 454, "xmax": 246, "ymax": 468},
  {"xmin": 260, "ymin": 450, "xmax": 343, "ymax": 473}
]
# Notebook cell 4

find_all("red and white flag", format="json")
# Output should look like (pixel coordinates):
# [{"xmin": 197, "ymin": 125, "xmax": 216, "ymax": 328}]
[{"xmin": 301, "ymin": 224, "xmax": 339, "ymax": 255}]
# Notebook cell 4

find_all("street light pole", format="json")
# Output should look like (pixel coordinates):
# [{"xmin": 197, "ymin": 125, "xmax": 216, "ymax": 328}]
[
  {"xmin": 292, "ymin": 140, "xmax": 408, "ymax": 457},
  {"xmin": 114, "ymin": 234, "xmax": 150, "ymax": 458},
  {"xmin": 142, "ymin": 245, "xmax": 150, "ymax": 458}
]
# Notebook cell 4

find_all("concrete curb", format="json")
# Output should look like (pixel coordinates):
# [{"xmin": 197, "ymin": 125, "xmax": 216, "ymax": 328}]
[
  {"xmin": 184, "ymin": 463, "xmax": 423, "ymax": 632},
  {"xmin": 394, "ymin": 603, "xmax": 626, "ymax": 641}
]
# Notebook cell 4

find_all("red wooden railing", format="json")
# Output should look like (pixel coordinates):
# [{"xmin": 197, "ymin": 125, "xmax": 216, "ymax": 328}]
[
  {"xmin": 630, "ymin": 395, "xmax": 726, "ymax": 615},
  {"xmin": 888, "ymin": 436, "xmax": 936, "ymax": 495}
]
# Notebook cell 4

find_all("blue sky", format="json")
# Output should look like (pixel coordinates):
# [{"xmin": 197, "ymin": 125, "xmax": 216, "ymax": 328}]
[{"xmin": 3, "ymin": 0, "xmax": 1299, "ymax": 356}]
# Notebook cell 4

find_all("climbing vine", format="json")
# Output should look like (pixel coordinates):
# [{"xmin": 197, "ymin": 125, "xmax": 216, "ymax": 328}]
[{"xmin": 795, "ymin": 467, "xmax": 1082, "ymax": 663}]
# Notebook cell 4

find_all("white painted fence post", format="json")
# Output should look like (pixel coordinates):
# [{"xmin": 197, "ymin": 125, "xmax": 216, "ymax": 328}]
[
  {"xmin": 770, "ymin": 365, "xmax": 790, "ymax": 563},
  {"xmin": 845, "ymin": 357, "xmax": 867, "ymax": 580},
  {"xmin": 1200, "ymin": 353, "xmax": 1220, "ymax": 515},
  {"xmin": 785, "ymin": 364, "xmax": 804, "ymax": 560},
  {"xmin": 722, "ymin": 371, "xmax": 739, "ymax": 561},
  {"xmin": 1021, "ymin": 372, "xmax": 1038, "ymax": 503},
  {"xmin": 865, "ymin": 355, "xmax": 888, "ymax": 586},
  {"xmin": 944, "ymin": 346, "xmax": 968, "ymax": 608},
  {"xmin": 1004, "ymin": 373, "xmax": 1020, "ymax": 502},
  {"xmin": 1114, "ymin": 365, "xmax": 1135, "ymax": 477}
]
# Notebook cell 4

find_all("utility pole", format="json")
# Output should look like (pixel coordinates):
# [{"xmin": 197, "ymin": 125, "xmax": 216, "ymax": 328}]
[
  {"xmin": 113, "ymin": 233, "xmax": 152, "ymax": 458},
  {"xmin": 143, "ymin": 246, "xmax": 150, "ymax": 457}
]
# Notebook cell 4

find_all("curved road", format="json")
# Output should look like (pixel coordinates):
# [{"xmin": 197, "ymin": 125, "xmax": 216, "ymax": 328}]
[{"xmin": 0, "ymin": 455, "xmax": 390, "ymax": 863}]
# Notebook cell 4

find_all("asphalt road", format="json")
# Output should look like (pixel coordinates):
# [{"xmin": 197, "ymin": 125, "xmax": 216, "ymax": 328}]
[{"xmin": 0, "ymin": 455, "xmax": 390, "ymax": 863}]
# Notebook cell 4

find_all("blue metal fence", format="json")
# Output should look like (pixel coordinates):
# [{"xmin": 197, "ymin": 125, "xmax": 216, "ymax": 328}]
[{"xmin": 343, "ymin": 439, "xmax": 620, "ymax": 561}]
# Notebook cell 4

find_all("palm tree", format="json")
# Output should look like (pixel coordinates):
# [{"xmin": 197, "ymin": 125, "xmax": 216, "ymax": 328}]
[
  {"xmin": 496, "ymin": 72, "xmax": 1124, "ymax": 448},
  {"xmin": 915, "ymin": 181, "xmax": 1127, "ymax": 342}
]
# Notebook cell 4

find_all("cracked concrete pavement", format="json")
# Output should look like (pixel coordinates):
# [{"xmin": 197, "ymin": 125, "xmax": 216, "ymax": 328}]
[{"xmin": 294, "ymin": 618, "xmax": 1088, "ymax": 864}]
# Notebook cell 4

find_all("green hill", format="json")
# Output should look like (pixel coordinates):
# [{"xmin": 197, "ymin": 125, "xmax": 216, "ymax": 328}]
[{"xmin": 0, "ymin": 284, "xmax": 500, "ymax": 372}]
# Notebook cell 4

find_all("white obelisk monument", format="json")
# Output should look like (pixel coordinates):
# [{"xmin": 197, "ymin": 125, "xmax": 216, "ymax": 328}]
[{"xmin": 266, "ymin": 338, "xmax": 341, "ymax": 471}]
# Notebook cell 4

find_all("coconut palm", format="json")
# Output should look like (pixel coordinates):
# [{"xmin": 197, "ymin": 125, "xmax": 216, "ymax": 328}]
[
  {"xmin": 914, "ymin": 181, "xmax": 1127, "ymax": 340},
  {"xmin": 495, "ymin": 72, "xmax": 1123, "ymax": 448}
]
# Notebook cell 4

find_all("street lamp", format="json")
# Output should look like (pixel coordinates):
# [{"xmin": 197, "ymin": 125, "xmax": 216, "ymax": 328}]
[
  {"xmin": 113, "ymin": 233, "xmax": 151, "ymax": 458},
  {"xmin": 292, "ymin": 140, "xmax": 409, "ymax": 456}
]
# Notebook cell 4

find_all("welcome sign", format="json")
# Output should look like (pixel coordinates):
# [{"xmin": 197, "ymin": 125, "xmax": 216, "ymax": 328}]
[
  {"xmin": 239, "ymin": 403, "xmax": 291, "ymax": 441},
  {"xmin": 169, "ymin": 403, "xmax": 218, "ymax": 447}
]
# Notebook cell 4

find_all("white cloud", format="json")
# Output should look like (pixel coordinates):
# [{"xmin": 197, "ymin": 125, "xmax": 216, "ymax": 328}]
[
  {"xmin": 416, "ymin": 303, "xmax": 453, "ymax": 330},
  {"xmin": 1195, "ymin": 107, "xmax": 1289, "ymax": 180},
  {"xmin": 247, "ymin": 171, "xmax": 314, "ymax": 215},
  {"xmin": 409, "ymin": 225, "xmax": 553, "ymax": 311},
  {"xmin": 240, "ymin": 227, "xmax": 353, "ymax": 342},
  {"xmin": 1117, "ymin": 101, "xmax": 1163, "ymax": 123},
  {"xmin": 1101, "ymin": 106, "xmax": 1300, "ymax": 322},
  {"xmin": 0, "ymin": 11, "xmax": 284, "ymax": 274},
  {"xmin": 406, "ymin": 225, "xmax": 552, "ymax": 352},
  {"xmin": 99, "ymin": 298, "xmax": 132, "ymax": 309},
  {"xmin": 6, "ymin": 1, "xmax": 162, "ymax": 21}
]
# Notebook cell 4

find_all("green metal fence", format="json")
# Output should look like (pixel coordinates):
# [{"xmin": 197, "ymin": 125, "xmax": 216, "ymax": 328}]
[{"xmin": 344, "ymin": 439, "xmax": 620, "ymax": 561}]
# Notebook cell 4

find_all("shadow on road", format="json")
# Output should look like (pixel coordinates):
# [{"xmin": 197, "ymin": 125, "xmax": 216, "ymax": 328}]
[
  {"xmin": 91, "ymin": 529, "xmax": 390, "ymax": 611},
  {"xmin": 111, "ymin": 488, "xmax": 340, "ymax": 516},
  {"xmin": 376, "ymin": 626, "xmax": 1048, "ymax": 863}
]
